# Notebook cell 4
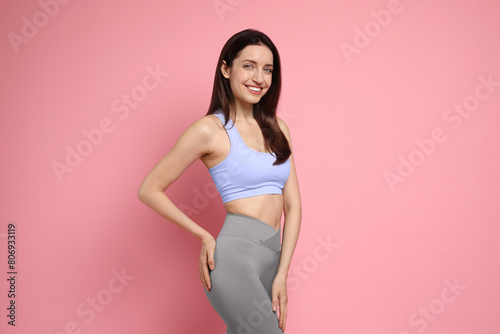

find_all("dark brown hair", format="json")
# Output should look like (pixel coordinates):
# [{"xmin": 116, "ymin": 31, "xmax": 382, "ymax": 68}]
[{"xmin": 206, "ymin": 29, "xmax": 291, "ymax": 165}]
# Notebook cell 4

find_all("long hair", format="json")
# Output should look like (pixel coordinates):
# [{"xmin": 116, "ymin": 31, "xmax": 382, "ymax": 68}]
[{"xmin": 206, "ymin": 29, "xmax": 291, "ymax": 165}]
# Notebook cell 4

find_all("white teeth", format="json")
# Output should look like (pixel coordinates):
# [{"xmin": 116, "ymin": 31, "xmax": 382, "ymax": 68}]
[{"xmin": 248, "ymin": 86, "xmax": 262, "ymax": 91}]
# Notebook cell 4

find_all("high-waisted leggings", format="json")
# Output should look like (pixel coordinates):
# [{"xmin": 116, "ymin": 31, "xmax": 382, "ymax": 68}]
[{"xmin": 204, "ymin": 212, "xmax": 284, "ymax": 334}]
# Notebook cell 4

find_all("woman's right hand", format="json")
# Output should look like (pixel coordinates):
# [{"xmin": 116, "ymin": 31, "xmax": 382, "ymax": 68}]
[{"xmin": 199, "ymin": 234, "xmax": 216, "ymax": 292}]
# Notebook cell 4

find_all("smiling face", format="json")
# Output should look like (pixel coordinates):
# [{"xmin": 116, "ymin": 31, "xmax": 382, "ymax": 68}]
[{"xmin": 221, "ymin": 44, "xmax": 274, "ymax": 112}]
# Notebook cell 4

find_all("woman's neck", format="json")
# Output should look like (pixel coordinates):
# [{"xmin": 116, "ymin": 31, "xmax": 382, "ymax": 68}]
[{"xmin": 231, "ymin": 103, "xmax": 254, "ymax": 122}]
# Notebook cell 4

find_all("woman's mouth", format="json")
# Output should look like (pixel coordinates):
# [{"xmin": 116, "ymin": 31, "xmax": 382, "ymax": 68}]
[{"xmin": 246, "ymin": 85, "xmax": 263, "ymax": 95}]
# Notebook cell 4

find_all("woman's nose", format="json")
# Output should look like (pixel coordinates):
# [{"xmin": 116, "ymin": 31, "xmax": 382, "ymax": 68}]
[{"xmin": 253, "ymin": 70, "xmax": 264, "ymax": 83}]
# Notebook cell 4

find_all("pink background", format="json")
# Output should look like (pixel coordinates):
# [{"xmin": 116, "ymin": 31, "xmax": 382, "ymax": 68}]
[{"xmin": 1, "ymin": 0, "xmax": 500, "ymax": 333}]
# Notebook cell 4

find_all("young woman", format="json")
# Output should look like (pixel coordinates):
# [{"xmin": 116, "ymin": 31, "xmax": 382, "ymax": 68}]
[{"xmin": 138, "ymin": 29, "xmax": 301, "ymax": 333}]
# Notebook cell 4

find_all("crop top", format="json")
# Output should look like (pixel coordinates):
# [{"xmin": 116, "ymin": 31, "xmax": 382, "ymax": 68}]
[{"xmin": 208, "ymin": 110, "xmax": 291, "ymax": 203}]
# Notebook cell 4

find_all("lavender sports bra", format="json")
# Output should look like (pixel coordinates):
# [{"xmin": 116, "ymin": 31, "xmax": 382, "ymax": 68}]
[{"xmin": 208, "ymin": 110, "xmax": 291, "ymax": 203}]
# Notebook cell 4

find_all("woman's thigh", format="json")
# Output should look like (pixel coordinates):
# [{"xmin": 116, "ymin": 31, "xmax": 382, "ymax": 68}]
[{"xmin": 205, "ymin": 230, "xmax": 283, "ymax": 333}]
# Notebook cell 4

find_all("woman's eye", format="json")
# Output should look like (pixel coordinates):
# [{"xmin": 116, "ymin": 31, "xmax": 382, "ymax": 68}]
[
  {"xmin": 265, "ymin": 68, "xmax": 273, "ymax": 73},
  {"xmin": 244, "ymin": 64, "xmax": 253, "ymax": 69}
]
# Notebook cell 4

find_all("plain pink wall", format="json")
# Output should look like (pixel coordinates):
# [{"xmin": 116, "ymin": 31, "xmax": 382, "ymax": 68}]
[{"xmin": 1, "ymin": 0, "xmax": 499, "ymax": 333}]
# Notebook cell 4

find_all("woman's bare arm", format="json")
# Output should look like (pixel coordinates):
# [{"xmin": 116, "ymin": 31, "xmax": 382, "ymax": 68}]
[
  {"xmin": 276, "ymin": 117, "xmax": 302, "ymax": 278},
  {"xmin": 137, "ymin": 115, "xmax": 218, "ymax": 241},
  {"xmin": 271, "ymin": 117, "xmax": 302, "ymax": 330}
]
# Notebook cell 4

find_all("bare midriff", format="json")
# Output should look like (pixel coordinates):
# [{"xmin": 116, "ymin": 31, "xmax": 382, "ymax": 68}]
[{"xmin": 224, "ymin": 194, "xmax": 283, "ymax": 232}]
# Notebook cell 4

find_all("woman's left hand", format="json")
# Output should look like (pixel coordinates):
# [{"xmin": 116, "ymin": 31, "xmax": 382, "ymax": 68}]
[{"xmin": 272, "ymin": 273, "xmax": 288, "ymax": 332}]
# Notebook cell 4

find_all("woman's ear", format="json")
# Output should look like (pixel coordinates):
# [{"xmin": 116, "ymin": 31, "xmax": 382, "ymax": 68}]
[{"xmin": 221, "ymin": 60, "xmax": 230, "ymax": 79}]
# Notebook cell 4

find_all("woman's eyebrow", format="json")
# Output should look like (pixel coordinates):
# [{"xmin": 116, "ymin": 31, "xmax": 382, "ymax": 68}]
[{"xmin": 241, "ymin": 59, "xmax": 273, "ymax": 67}]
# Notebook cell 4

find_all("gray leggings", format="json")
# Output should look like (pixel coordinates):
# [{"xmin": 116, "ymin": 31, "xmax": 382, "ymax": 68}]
[{"xmin": 204, "ymin": 212, "xmax": 284, "ymax": 334}]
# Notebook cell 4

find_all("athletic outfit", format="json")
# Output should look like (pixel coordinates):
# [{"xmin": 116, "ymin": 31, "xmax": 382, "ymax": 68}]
[{"xmin": 204, "ymin": 110, "xmax": 290, "ymax": 334}]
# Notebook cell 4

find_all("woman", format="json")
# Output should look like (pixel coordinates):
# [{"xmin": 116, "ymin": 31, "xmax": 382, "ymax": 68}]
[{"xmin": 138, "ymin": 29, "xmax": 301, "ymax": 333}]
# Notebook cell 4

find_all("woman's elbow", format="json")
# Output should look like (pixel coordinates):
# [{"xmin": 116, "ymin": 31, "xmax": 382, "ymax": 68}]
[
  {"xmin": 137, "ymin": 182, "xmax": 152, "ymax": 203},
  {"xmin": 138, "ymin": 178, "xmax": 168, "ymax": 203}
]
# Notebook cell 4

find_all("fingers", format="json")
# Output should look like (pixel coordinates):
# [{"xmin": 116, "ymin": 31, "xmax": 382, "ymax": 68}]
[
  {"xmin": 201, "ymin": 257, "xmax": 211, "ymax": 291},
  {"xmin": 205, "ymin": 245, "xmax": 216, "ymax": 290},
  {"xmin": 199, "ymin": 262, "xmax": 209, "ymax": 292},
  {"xmin": 279, "ymin": 296, "xmax": 287, "ymax": 331},
  {"xmin": 207, "ymin": 247, "xmax": 215, "ymax": 270},
  {"xmin": 272, "ymin": 293, "xmax": 278, "ymax": 312},
  {"xmin": 273, "ymin": 289, "xmax": 287, "ymax": 332},
  {"xmin": 199, "ymin": 239, "xmax": 216, "ymax": 292}
]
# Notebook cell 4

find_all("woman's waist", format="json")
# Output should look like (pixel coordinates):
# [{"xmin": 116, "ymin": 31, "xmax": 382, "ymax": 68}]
[
  {"xmin": 218, "ymin": 212, "xmax": 282, "ymax": 248},
  {"xmin": 223, "ymin": 195, "xmax": 283, "ymax": 231}
]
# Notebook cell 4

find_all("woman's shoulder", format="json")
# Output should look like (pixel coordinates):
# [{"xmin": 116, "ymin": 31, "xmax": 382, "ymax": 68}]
[{"xmin": 185, "ymin": 113, "xmax": 225, "ymax": 140}]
